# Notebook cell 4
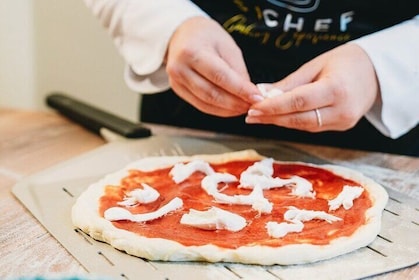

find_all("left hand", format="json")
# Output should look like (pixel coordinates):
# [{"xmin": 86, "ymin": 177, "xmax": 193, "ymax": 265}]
[{"xmin": 245, "ymin": 43, "xmax": 380, "ymax": 132}]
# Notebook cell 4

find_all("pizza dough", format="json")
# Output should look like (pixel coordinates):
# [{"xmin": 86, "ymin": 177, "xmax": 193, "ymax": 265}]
[{"xmin": 72, "ymin": 150, "xmax": 388, "ymax": 265}]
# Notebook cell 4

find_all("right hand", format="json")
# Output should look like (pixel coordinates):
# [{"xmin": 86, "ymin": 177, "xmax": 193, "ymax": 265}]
[{"xmin": 165, "ymin": 16, "xmax": 262, "ymax": 117}]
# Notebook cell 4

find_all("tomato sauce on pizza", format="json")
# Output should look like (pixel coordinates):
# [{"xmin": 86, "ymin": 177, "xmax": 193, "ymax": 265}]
[{"xmin": 98, "ymin": 160, "xmax": 372, "ymax": 249}]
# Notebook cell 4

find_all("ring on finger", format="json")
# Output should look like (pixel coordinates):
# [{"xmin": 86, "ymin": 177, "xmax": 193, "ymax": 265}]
[{"xmin": 314, "ymin": 108, "xmax": 322, "ymax": 127}]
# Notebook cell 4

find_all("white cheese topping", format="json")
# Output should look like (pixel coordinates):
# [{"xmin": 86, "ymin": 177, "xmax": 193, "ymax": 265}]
[
  {"xmin": 328, "ymin": 185, "xmax": 364, "ymax": 211},
  {"xmin": 239, "ymin": 158, "xmax": 316, "ymax": 198},
  {"xmin": 266, "ymin": 207, "xmax": 342, "ymax": 238},
  {"xmin": 286, "ymin": 176, "xmax": 316, "ymax": 199},
  {"xmin": 239, "ymin": 158, "xmax": 285, "ymax": 189},
  {"xmin": 117, "ymin": 183, "xmax": 160, "ymax": 206},
  {"xmin": 201, "ymin": 172, "xmax": 238, "ymax": 193},
  {"xmin": 244, "ymin": 158, "xmax": 275, "ymax": 177},
  {"xmin": 180, "ymin": 206, "xmax": 247, "ymax": 232},
  {"xmin": 257, "ymin": 83, "xmax": 284, "ymax": 98},
  {"xmin": 104, "ymin": 197, "xmax": 183, "ymax": 223},
  {"xmin": 266, "ymin": 220, "xmax": 304, "ymax": 238},
  {"xmin": 169, "ymin": 159, "xmax": 215, "ymax": 184},
  {"xmin": 284, "ymin": 207, "xmax": 342, "ymax": 223},
  {"xmin": 202, "ymin": 173, "xmax": 273, "ymax": 214}
]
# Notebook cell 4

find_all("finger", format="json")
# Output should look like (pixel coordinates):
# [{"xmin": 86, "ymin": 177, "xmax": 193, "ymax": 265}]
[
  {"xmin": 170, "ymin": 72, "xmax": 248, "ymax": 117},
  {"xmin": 218, "ymin": 42, "xmax": 251, "ymax": 81},
  {"xmin": 192, "ymin": 52, "xmax": 262, "ymax": 104},
  {"xmin": 246, "ymin": 105, "xmax": 359, "ymax": 132},
  {"xmin": 172, "ymin": 82, "xmax": 244, "ymax": 117},
  {"xmin": 246, "ymin": 106, "xmax": 340, "ymax": 132},
  {"xmin": 187, "ymin": 69, "xmax": 252, "ymax": 113},
  {"xmin": 168, "ymin": 55, "xmax": 251, "ymax": 116},
  {"xmin": 250, "ymin": 79, "xmax": 335, "ymax": 115},
  {"xmin": 271, "ymin": 57, "xmax": 323, "ymax": 92}
]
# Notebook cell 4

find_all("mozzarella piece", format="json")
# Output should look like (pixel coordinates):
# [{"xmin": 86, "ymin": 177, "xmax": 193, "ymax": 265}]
[
  {"xmin": 169, "ymin": 159, "xmax": 215, "ymax": 184},
  {"xmin": 117, "ymin": 183, "xmax": 160, "ymax": 206},
  {"xmin": 287, "ymin": 176, "xmax": 316, "ymax": 199},
  {"xmin": 180, "ymin": 206, "xmax": 247, "ymax": 232},
  {"xmin": 244, "ymin": 158, "xmax": 274, "ymax": 177},
  {"xmin": 239, "ymin": 158, "xmax": 316, "ymax": 198},
  {"xmin": 104, "ymin": 197, "xmax": 183, "ymax": 223},
  {"xmin": 328, "ymin": 185, "xmax": 364, "ymax": 211},
  {"xmin": 284, "ymin": 207, "xmax": 342, "ymax": 224},
  {"xmin": 266, "ymin": 220, "xmax": 304, "ymax": 238},
  {"xmin": 202, "ymin": 173, "xmax": 273, "ymax": 214},
  {"xmin": 214, "ymin": 185, "xmax": 273, "ymax": 214},
  {"xmin": 257, "ymin": 83, "xmax": 284, "ymax": 98},
  {"xmin": 201, "ymin": 173, "xmax": 238, "ymax": 194},
  {"xmin": 266, "ymin": 207, "xmax": 341, "ymax": 238},
  {"xmin": 240, "ymin": 158, "xmax": 286, "ymax": 190},
  {"xmin": 240, "ymin": 158, "xmax": 281, "ymax": 189}
]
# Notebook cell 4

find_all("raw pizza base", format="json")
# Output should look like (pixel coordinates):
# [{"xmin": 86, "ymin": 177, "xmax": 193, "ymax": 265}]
[{"xmin": 72, "ymin": 150, "xmax": 388, "ymax": 265}]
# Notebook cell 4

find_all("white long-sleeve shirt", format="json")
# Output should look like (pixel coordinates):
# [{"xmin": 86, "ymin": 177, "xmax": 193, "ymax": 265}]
[
  {"xmin": 353, "ymin": 17, "xmax": 419, "ymax": 138},
  {"xmin": 83, "ymin": 0, "xmax": 419, "ymax": 139}
]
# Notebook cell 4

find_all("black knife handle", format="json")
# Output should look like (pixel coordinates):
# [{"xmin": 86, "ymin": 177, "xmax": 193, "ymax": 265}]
[{"xmin": 46, "ymin": 93, "xmax": 151, "ymax": 138}]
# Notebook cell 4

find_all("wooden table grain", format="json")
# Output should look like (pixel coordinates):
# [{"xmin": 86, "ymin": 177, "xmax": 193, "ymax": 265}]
[{"xmin": 0, "ymin": 108, "xmax": 417, "ymax": 279}]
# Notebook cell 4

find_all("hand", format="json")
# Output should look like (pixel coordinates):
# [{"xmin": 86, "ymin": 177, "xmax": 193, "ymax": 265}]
[
  {"xmin": 165, "ymin": 16, "xmax": 262, "ymax": 117},
  {"xmin": 246, "ymin": 43, "xmax": 380, "ymax": 132}
]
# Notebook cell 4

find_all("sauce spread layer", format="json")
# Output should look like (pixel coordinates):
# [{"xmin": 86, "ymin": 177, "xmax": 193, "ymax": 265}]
[{"xmin": 99, "ymin": 160, "xmax": 371, "ymax": 249}]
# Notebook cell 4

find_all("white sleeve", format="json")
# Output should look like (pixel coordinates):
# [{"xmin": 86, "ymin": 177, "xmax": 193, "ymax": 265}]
[
  {"xmin": 83, "ymin": 0, "xmax": 208, "ymax": 93},
  {"xmin": 352, "ymin": 15, "xmax": 419, "ymax": 139}
]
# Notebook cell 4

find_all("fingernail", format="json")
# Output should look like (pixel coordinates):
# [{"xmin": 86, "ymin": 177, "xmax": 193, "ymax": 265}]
[
  {"xmin": 250, "ymin": 94, "xmax": 264, "ymax": 103},
  {"xmin": 245, "ymin": 116, "xmax": 254, "ymax": 123},
  {"xmin": 248, "ymin": 109, "xmax": 263, "ymax": 116}
]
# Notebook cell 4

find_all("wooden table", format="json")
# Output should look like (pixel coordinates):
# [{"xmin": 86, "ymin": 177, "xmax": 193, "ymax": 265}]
[{"xmin": 0, "ymin": 108, "xmax": 417, "ymax": 279}]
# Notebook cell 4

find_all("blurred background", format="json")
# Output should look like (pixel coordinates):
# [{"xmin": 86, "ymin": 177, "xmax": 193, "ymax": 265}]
[{"xmin": 0, "ymin": 0, "xmax": 139, "ymax": 121}]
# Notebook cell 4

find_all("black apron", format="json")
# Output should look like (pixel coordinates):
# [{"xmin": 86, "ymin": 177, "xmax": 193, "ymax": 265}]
[{"xmin": 141, "ymin": 0, "xmax": 419, "ymax": 156}]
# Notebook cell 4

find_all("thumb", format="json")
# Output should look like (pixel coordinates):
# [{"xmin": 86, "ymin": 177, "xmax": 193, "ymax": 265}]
[
  {"xmin": 273, "ymin": 59, "xmax": 323, "ymax": 92},
  {"xmin": 222, "ymin": 50, "xmax": 252, "ymax": 81},
  {"xmin": 217, "ymin": 35, "xmax": 252, "ymax": 81}
]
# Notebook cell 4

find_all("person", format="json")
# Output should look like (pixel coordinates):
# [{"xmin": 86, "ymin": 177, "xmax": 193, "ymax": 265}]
[{"xmin": 83, "ymin": 0, "xmax": 419, "ymax": 156}]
